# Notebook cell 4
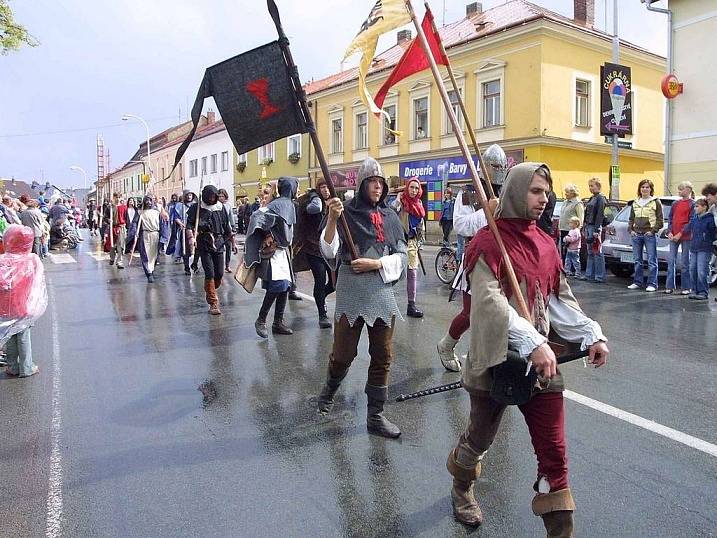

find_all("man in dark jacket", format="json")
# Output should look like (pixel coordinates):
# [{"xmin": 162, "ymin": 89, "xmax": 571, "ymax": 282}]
[
  {"xmin": 293, "ymin": 178, "xmax": 334, "ymax": 328},
  {"xmin": 582, "ymin": 178, "xmax": 607, "ymax": 283}
]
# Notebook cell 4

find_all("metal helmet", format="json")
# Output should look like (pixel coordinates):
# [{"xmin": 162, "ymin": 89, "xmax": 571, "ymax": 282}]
[{"xmin": 483, "ymin": 144, "xmax": 508, "ymax": 184}]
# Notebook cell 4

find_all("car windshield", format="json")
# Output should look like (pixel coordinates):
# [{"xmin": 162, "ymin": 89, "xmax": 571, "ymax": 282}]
[{"xmin": 614, "ymin": 199, "xmax": 673, "ymax": 223}]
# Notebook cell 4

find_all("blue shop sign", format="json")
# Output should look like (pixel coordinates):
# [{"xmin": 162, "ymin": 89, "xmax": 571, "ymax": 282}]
[{"xmin": 399, "ymin": 155, "xmax": 481, "ymax": 182}]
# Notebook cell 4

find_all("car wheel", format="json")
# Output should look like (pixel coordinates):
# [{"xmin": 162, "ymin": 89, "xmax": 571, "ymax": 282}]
[
  {"xmin": 709, "ymin": 251, "xmax": 717, "ymax": 288},
  {"xmin": 609, "ymin": 264, "xmax": 633, "ymax": 279}
]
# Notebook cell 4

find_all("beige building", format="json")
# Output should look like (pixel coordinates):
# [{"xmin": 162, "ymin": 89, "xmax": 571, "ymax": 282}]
[{"xmin": 667, "ymin": 0, "xmax": 717, "ymax": 192}]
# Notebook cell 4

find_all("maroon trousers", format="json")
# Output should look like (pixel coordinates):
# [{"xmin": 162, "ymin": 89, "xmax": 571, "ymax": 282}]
[
  {"xmin": 464, "ymin": 389, "xmax": 568, "ymax": 492},
  {"xmin": 448, "ymin": 292, "xmax": 472, "ymax": 340}
]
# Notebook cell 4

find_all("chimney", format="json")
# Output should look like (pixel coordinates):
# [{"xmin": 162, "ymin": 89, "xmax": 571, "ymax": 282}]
[
  {"xmin": 207, "ymin": 110, "xmax": 216, "ymax": 124},
  {"xmin": 397, "ymin": 29, "xmax": 411, "ymax": 44},
  {"xmin": 466, "ymin": 2, "xmax": 482, "ymax": 17},
  {"xmin": 574, "ymin": 0, "xmax": 595, "ymax": 27}
]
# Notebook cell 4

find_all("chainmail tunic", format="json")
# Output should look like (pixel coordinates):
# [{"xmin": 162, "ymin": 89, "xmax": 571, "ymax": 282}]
[{"xmin": 326, "ymin": 242, "xmax": 407, "ymax": 327}]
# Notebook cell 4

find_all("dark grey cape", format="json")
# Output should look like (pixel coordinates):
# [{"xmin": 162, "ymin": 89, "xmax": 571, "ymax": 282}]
[{"xmin": 243, "ymin": 177, "xmax": 298, "ymax": 269}]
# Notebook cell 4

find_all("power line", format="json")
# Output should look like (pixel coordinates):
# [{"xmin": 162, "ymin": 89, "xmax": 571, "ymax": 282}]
[{"xmin": 0, "ymin": 115, "xmax": 178, "ymax": 139}]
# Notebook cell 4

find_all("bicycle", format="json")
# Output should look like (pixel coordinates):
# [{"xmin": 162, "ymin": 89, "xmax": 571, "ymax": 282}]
[{"xmin": 435, "ymin": 242, "xmax": 459, "ymax": 285}]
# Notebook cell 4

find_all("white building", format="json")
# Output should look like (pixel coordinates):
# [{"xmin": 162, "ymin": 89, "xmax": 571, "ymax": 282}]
[
  {"xmin": 183, "ymin": 119, "xmax": 235, "ymax": 202},
  {"xmin": 669, "ymin": 0, "xmax": 717, "ymax": 191}
]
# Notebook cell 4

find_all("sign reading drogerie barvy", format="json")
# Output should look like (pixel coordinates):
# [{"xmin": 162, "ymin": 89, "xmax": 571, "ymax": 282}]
[{"xmin": 600, "ymin": 63, "xmax": 633, "ymax": 136}]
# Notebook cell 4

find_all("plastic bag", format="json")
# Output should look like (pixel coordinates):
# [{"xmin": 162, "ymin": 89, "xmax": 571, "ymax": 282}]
[{"xmin": 0, "ymin": 225, "xmax": 48, "ymax": 345}]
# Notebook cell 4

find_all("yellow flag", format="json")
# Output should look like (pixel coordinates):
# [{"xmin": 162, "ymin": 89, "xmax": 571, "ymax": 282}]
[{"xmin": 345, "ymin": 0, "xmax": 411, "ymax": 120}]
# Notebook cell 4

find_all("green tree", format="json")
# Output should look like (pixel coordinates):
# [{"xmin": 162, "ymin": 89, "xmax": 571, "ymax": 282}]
[{"xmin": 1, "ymin": 0, "xmax": 38, "ymax": 55}]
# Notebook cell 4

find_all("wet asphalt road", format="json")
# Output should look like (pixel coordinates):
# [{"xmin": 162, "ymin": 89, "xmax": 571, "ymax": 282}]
[{"xmin": 1, "ymin": 232, "xmax": 716, "ymax": 537}]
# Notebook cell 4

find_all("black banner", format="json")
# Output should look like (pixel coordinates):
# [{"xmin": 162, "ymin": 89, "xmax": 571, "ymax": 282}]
[
  {"xmin": 169, "ymin": 41, "xmax": 309, "ymax": 179},
  {"xmin": 600, "ymin": 63, "xmax": 632, "ymax": 136}
]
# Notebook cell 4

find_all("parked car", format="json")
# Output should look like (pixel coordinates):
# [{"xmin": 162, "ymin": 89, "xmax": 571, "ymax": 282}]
[
  {"xmin": 551, "ymin": 198, "xmax": 626, "ymax": 269},
  {"xmin": 603, "ymin": 197, "xmax": 717, "ymax": 286}
]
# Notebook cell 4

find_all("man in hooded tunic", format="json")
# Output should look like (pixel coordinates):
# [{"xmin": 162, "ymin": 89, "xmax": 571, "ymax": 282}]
[
  {"xmin": 316, "ymin": 157, "xmax": 408, "ymax": 439},
  {"xmin": 446, "ymin": 162, "xmax": 609, "ymax": 537}
]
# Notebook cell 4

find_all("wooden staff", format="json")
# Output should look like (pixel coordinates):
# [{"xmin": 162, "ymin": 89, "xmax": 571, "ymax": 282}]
[
  {"xmin": 128, "ymin": 217, "xmax": 141, "ymax": 268},
  {"xmin": 190, "ymin": 175, "xmax": 204, "ymax": 272},
  {"xmin": 268, "ymin": 0, "xmax": 359, "ymax": 260},
  {"xmin": 405, "ymin": 0, "xmax": 531, "ymax": 321},
  {"xmin": 424, "ymin": 1, "xmax": 496, "ymax": 200}
]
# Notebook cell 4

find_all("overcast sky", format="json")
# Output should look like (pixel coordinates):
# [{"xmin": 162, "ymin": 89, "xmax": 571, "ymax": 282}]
[{"xmin": 0, "ymin": 0, "xmax": 668, "ymax": 190}]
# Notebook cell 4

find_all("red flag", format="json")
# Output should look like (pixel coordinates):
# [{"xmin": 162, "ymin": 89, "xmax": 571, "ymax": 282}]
[{"xmin": 374, "ymin": 7, "xmax": 448, "ymax": 111}]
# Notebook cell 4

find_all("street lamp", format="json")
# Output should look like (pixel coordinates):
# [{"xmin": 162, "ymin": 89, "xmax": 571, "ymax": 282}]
[
  {"xmin": 69, "ymin": 165, "xmax": 88, "ymax": 189},
  {"xmin": 121, "ymin": 113, "xmax": 152, "ymax": 187}
]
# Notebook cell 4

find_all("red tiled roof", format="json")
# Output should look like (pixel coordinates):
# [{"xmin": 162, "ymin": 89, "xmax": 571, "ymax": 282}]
[
  {"xmin": 304, "ymin": 0, "xmax": 661, "ymax": 96},
  {"xmin": 192, "ymin": 119, "xmax": 226, "ymax": 142}
]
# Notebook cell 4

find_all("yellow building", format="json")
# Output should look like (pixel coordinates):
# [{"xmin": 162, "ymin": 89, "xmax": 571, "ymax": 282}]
[
  {"xmin": 304, "ymin": 0, "xmax": 666, "ymax": 219},
  {"xmin": 233, "ymin": 134, "xmax": 311, "ymax": 201}
]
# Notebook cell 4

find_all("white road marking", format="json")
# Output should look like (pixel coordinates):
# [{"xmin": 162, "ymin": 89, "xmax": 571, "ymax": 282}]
[
  {"xmin": 48, "ymin": 253, "xmax": 76, "ymax": 264},
  {"xmin": 564, "ymin": 390, "xmax": 717, "ymax": 459},
  {"xmin": 45, "ymin": 283, "xmax": 63, "ymax": 537},
  {"xmin": 86, "ymin": 252, "xmax": 139, "ymax": 261},
  {"xmin": 297, "ymin": 290, "xmax": 717, "ymax": 459}
]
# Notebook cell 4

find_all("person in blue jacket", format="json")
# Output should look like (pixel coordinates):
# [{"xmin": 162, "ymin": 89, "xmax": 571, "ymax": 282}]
[{"xmin": 682, "ymin": 198, "xmax": 717, "ymax": 300}]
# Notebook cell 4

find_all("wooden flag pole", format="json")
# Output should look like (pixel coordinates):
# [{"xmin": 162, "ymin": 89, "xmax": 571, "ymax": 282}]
[
  {"xmin": 424, "ymin": 1, "xmax": 495, "ymax": 200},
  {"xmin": 405, "ymin": 0, "xmax": 531, "ymax": 321},
  {"xmin": 268, "ymin": 0, "xmax": 359, "ymax": 260}
]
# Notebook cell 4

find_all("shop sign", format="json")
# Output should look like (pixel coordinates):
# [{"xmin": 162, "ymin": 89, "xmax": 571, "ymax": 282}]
[
  {"xmin": 600, "ymin": 63, "xmax": 633, "ymax": 136},
  {"xmin": 329, "ymin": 167, "xmax": 359, "ymax": 189}
]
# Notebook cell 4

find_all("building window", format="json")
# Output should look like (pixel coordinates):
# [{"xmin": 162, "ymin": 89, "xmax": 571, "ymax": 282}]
[
  {"xmin": 210, "ymin": 154, "xmax": 217, "ymax": 173},
  {"xmin": 161, "ymin": 168, "xmax": 165, "ymax": 182},
  {"xmin": 413, "ymin": 96, "xmax": 428, "ymax": 139},
  {"xmin": 201, "ymin": 156, "xmax": 207, "ymax": 175},
  {"xmin": 238, "ymin": 153, "xmax": 247, "ymax": 164},
  {"xmin": 331, "ymin": 118, "xmax": 343, "ymax": 153},
  {"xmin": 445, "ymin": 89, "xmax": 463, "ymax": 134},
  {"xmin": 178, "ymin": 162, "xmax": 183, "ymax": 180},
  {"xmin": 220, "ymin": 151, "xmax": 229, "ymax": 171},
  {"xmin": 189, "ymin": 159, "xmax": 198, "ymax": 177},
  {"xmin": 258, "ymin": 142, "xmax": 275, "ymax": 163},
  {"xmin": 355, "ymin": 111, "xmax": 368, "ymax": 149},
  {"xmin": 575, "ymin": 79, "xmax": 590, "ymax": 127},
  {"xmin": 287, "ymin": 134, "xmax": 301, "ymax": 157},
  {"xmin": 382, "ymin": 104, "xmax": 397, "ymax": 145},
  {"xmin": 482, "ymin": 80, "xmax": 501, "ymax": 128}
]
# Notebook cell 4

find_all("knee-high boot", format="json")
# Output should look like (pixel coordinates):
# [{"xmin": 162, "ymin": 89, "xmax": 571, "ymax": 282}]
[
  {"xmin": 255, "ymin": 292, "xmax": 276, "ymax": 338},
  {"xmin": 365, "ymin": 384, "xmax": 400, "ymax": 438},
  {"xmin": 532, "ymin": 488, "xmax": 575, "ymax": 538},
  {"xmin": 317, "ymin": 366, "xmax": 348, "ymax": 414},
  {"xmin": 272, "ymin": 291, "xmax": 293, "ymax": 335},
  {"xmin": 205, "ymin": 280, "xmax": 221, "ymax": 315},
  {"xmin": 446, "ymin": 440, "xmax": 484, "ymax": 526}
]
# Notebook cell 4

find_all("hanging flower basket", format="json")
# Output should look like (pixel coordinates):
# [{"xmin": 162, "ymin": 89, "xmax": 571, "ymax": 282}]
[
  {"xmin": 262, "ymin": 157, "xmax": 274, "ymax": 166},
  {"xmin": 288, "ymin": 152, "xmax": 301, "ymax": 164},
  {"xmin": 236, "ymin": 162, "xmax": 246, "ymax": 173}
]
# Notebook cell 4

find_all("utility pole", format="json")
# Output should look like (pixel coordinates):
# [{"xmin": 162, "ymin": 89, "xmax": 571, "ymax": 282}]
[{"xmin": 610, "ymin": 0, "xmax": 620, "ymax": 200}]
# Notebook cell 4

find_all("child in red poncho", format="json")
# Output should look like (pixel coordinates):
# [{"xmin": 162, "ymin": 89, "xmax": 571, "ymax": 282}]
[{"xmin": 0, "ymin": 224, "xmax": 47, "ymax": 377}]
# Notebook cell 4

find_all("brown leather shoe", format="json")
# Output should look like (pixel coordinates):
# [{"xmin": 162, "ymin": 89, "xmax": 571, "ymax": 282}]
[
  {"xmin": 450, "ymin": 479, "xmax": 483, "ymax": 526},
  {"xmin": 446, "ymin": 446, "xmax": 483, "ymax": 526}
]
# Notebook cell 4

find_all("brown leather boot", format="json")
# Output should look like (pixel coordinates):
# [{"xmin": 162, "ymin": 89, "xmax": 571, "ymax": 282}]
[
  {"xmin": 205, "ymin": 280, "xmax": 221, "ymax": 315},
  {"xmin": 532, "ymin": 488, "xmax": 575, "ymax": 538},
  {"xmin": 446, "ymin": 442, "xmax": 484, "ymax": 526}
]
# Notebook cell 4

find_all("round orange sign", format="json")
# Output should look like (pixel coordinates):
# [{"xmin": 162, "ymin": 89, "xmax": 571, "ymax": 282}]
[{"xmin": 661, "ymin": 74, "xmax": 683, "ymax": 99}]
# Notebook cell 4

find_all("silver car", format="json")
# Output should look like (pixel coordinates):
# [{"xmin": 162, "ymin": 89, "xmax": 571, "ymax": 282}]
[{"xmin": 603, "ymin": 196, "xmax": 717, "ymax": 287}]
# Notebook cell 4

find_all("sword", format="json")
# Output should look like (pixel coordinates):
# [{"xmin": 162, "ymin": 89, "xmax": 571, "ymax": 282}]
[
  {"xmin": 417, "ymin": 245, "xmax": 426, "ymax": 276},
  {"xmin": 395, "ymin": 349, "xmax": 591, "ymax": 402}
]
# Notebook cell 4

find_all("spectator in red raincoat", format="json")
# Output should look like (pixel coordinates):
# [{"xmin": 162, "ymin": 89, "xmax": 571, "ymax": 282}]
[{"xmin": 0, "ymin": 225, "xmax": 47, "ymax": 378}]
